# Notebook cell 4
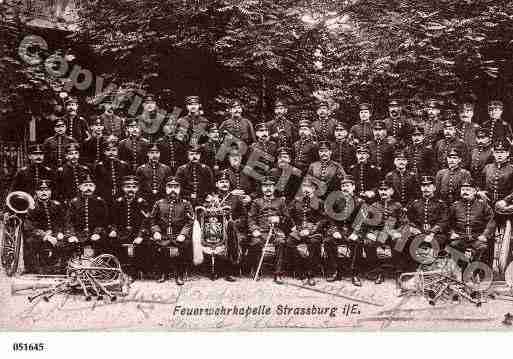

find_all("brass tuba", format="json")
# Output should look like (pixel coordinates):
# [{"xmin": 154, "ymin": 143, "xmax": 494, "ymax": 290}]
[{"xmin": 5, "ymin": 191, "xmax": 35, "ymax": 214}]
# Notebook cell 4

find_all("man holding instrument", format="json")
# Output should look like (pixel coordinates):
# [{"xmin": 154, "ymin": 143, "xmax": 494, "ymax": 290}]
[{"xmin": 247, "ymin": 177, "xmax": 290, "ymax": 284}]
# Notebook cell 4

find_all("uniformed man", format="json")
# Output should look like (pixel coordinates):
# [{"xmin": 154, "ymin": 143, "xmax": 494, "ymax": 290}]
[
  {"xmin": 175, "ymin": 144, "xmax": 215, "ymax": 206},
  {"xmin": 411, "ymin": 98, "xmax": 444, "ymax": 146},
  {"xmin": 176, "ymin": 95, "xmax": 210, "ymax": 145},
  {"xmin": 64, "ymin": 96, "xmax": 89, "ymax": 144},
  {"xmin": 201, "ymin": 123, "xmax": 225, "ymax": 172},
  {"xmin": 247, "ymin": 176, "xmax": 290, "ymax": 284},
  {"xmin": 482, "ymin": 100, "xmax": 513, "ymax": 145},
  {"xmin": 405, "ymin": 176, "xmax": 449, "ymax": 269},
  {"xmin": 348, "ymin": 145, "xmax": 380, "ymax": 201},
  {"xmin": 270, "ymin": 147, "xmax": 303, "ymax": 201},
  {"xmin": 362, "ymin": 180, "xmax": 406, "ymax": 284},
  {"xmin": 99, "ymin": 102, "xmax": 125, "ymax": 139},
  {"xmin": 385, "ymin": 150, "xmax": 418, "ymax": 207},
  {"xmin": 56, "ymin": 143, "xmax": 91, "ymax": 203},
  {"xmin": 119, "ymin": 118, "xmax": 150, "ymax": 173},
  {"xmin": 155, "ymin": 125, "xmax": 187, "ymax": 173},
  {"xmin": 435, "ymin": 148, "xmax": 472, "ymax": 205},
  {"xmin": 330, "ymin": 122, "xmax": 355, "ymax": 172},
  {"xmin": 94, "ymin": 138, "xmax": 130, "ymax": 205},
  {"xmin": 136, "ymin": 144, "xmax": 173, "ymax": 207},
  {"xmin": 383, "ymin": 99, "xmax": 412, "ymax": 145},
  {"xmin": 11, "ymin": 144, "xmax": 53, "ymax": 195},
  {"xmin": 224, "ymin": 146, "xmax": 257, "ymax": 200},
  {"xmin": 267, "ymin": 99, "xmax": 297, "ymax": 148},
  {"xmin": 312, "ymin": 101, "xmax": 338, "ymax": 143},
  {"xmin": 82, "ymin": 116, "xmax": 108, "ymax": 168},
  {"xmin": 67, "ymin": 174, "xmax": 109, "ymax": 255},
  {"xmin": 350, "ymin": 103, "xmax": 375, "ymax": 145},
  {"xmin": 448, "ymin": 180, "xmax": 496, "ymax": 266},
  {"xmin": 287, "ymin": 178, "xmax": 327, "ymax": 286},
  {"xmin": 219, "ymin": 99, "xmax": 256, "ymax": 145},
  {"xmin": 108, "ymin": 176, "xmax": 151, "ymax": 280},
  {"xmin": 137, "ymin": 94, "xmax": 165, "ymax": 142},
  {"xmin": 202, "ymin": 170, "xmax": 247, "ymax": 281},
  {"xmin": 292, "ymin": 119, "xmax": 318, "ymax": 174},
  {"xmin": 470, "ymin": 128, "xmax": 493, "ymax": 180},
  {"xmin": 324, "ymin": 174, "xmax": 366, "ymax": 286},
  {"xmin": 43, "ymin": 118, "xmax": 77, "ymax": 170},
  {"xmin": 434, "ymin": 119, "xmax": 470, "ymax": 171},
  {"xmin": 404, "ymin": 126, "xmax": 435, "ymax": 177},
  {"xmin": 247, "ymin": 122, "xmax": 278, "ymax": 177},
  {"xmin": 150, "ymin": 176, "xmax": 194, "ymax": 285},
  {"xmin": 306, "ymin": 141, "xmax": 346, "ymax": 198},
  {"xmin": 23, "ymin": 180, "xmax": 67, "ymax": 273},
  {"xmin": 367, "ymin": 120, "xmax": 396, "ymax": 176},
  {"xmin": 457, "ymin": 101, "xmax": 479, "ymax": 148},
  {"xmin": 478, "ymin": 141, "xmax": 513, "ymax": 203}
]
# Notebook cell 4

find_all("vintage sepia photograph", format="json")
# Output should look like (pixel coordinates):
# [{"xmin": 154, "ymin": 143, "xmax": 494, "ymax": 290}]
[{"xmin": 1, "ymin": 0, "xmax": 513, "ymax": 337}]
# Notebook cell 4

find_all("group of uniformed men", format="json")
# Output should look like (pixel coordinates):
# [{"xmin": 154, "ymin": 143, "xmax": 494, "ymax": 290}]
[{"xmin": 11, "ymin": 94, "xmax": 513, "ymax": 287}]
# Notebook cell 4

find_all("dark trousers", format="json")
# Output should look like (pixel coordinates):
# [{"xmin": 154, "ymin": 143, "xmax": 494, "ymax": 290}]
[
  {"xmin": 245, "ymin": 230, "xmax": 286, "ymax": 275},
  {"xmin": 287, "ymin": 233, "xmax": 321, "ymax": 276}
]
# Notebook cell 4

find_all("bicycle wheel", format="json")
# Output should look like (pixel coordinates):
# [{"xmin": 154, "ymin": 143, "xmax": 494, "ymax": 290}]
[{"xmin": 0, "ymin": 213, "xmax": 22, "ymax": 276}]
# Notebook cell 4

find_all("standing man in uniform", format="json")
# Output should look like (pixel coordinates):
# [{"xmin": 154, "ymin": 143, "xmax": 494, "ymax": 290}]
[
  {"xmin": 434, "ymin": 119, "xmax": 470, "ymax": 171},
  {"xmin": 201, "ymin": 123, "xmax": 225, "ymax": 172},
  {"xmin": 383, "ymin": 99, "xmax": 411, "ymax": 146},
  {"xmin": 64, "ymin": 96, "xmax": 89, "ymax": 144},
  {"xmin": 412, "ymin": 98, "xmax": 444, "ymax": 146},
  {"xmin": 435, "ymin": 148, "xmax": 472, "ymax": 205},
  {"xmin": 306, "ymin": 141, "xmax": 345, "ymax": 199},
  {"xmin": 82, "ymin": 117, "xmax": 108, "ymax": 168},
  {"xmin": 119, "ymin": 118, "xmax": 150, "ymax": 173},
  {"xmin": 385, "ymin": 150, "xmax": 419, "ymax": 207},
  {"xmin": 176, "ymin": 95, "xmax": 210, "ymax": 145},
  {"xmin": 99, "ymin": 102, "xmax": 125, "ymax": 140},
  {"xmin": 292, "ymin": 119, "xmax": 318, "ymax": 174},
  {"xmin": 219, "ymin": 99, "xmax": 256, "ymax": 145},
  {"xmin": 404, "ymin": 126, "xmax": 435, "ymax": 177},
  {"xmin": 350, "ymin": 103, "xmax": 375, "ymax": 145},
  {"xmin": 43, "ymin": 118, "xmax": 77, "ymax": 171},
  {"xmin": 11, "ymin": 144, "xmax": 52, "ymax": 195},
  {"xmin": 56, "ymin": 143, "xmax": 91, "ymax": 203},
  {"xmin": 247, "ymin": 122, "xmax": 278, "ymax": 178},
  {"xmin": 457, "ymin": 101, "xmax": 480, "ymax": 149},
  {"xmin": 156, "ymin": 123, "xmax": 187, "ymax": 173},
  {"xmin": 478, "ymin": 141, "xmax": 513, "ymax": 204},
  {"xmin": 348, "ymin": 145, "xmax": 380, "ymax": 201},
  {"xmin": 136, "ymin": 144, "xmax": 173, "ymax": 207},
  {"xmin": 330, "ymin": 122, "xmax": 355, "ymax": 172},
  {"xmin": 270, "ymin": 147, "xmax": 303, "ymax": 202},
  {"xmin": 267, "ymin": 99, "xmax": 297, "ymax": 148},
  {"xmin": 312, "ymin": 101, "xmax": 338, "ymax": 143},
  {"xmin": 367, "ymin": 120, "xmax": 396, "ymax": 177},
  {"xmin": 482, "ymin": 100, "xmax": 513, "ymax": 146},
  {"xmin": 470, "ymin": 128, "xmax": 493, "ymax": 180}
]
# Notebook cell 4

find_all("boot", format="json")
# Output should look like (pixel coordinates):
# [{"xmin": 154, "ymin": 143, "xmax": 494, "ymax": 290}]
[
  {"xmin": 274, "ymin": 274, "xmax": 284, "ymax": 285},
  {"xmin": 326, "ymin": 271, "xmax": 340, "ymax": 282},
  {"xmin": 375, "ymin": 272, "xmax": 384, "ymax": 285},
  {"xmin": 157, "ymin": 273, "xmax": 167, "ymax": 283},
  {"xmin": 175, "ymin": 273, "xmax": 184, "ymax": 286},
  {"xmin": 352, "ymin": 275, "xmax": 362, "ymax": 287},
  {"xmin": 224, "ymin": 275, "xmax": 237, "ymax": 282},
  {"xmin": 307, "ymin": 276, "xmax": 316, "ymax": 287}
]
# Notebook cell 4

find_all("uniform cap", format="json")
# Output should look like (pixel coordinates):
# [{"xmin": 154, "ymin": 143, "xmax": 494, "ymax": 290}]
[
  {"xmin": 122, "ymin": 175, "xmax": 139, "ymax": 186},
  {"xmin": 378, "ymin": 179, "xmax": 392, "ymax": 190},
  {"xmin": 394, "ymin": 150, "xmax": 407, "ymax": 159},
  {"xmin": 339, "ymin": 174, "xmax": 355, "ymax": 184},
  {"xmin": 420, "ymin": 175, "xmax": 434, "ymax": 186},
  {"xmin": 216, "ymin": 170, "xmax": 230, "ymax": 182},
  {"xmin": 65, "ymin": 142, "xmax": 80, "ymax": 153},
  {"xmin": 277, "ymin": 147, "xmax": 291, "ymax": 157},
  {"xmin": 335, "ymin": 122, "xmax": 347, "ymax": 131},
  {"xmin": 488, "ymin": 100, "xmax": 504, "ymax": 109},
  {"xmin": 126, "ymin": 117, "xmax": 138, "ymax": 127},
  {"xmin": 389, "ymin": 99, "xmax": 401, "ymax": 107},
  {"xmin": 298, "ymin": 119, "xmax": 311, "ymax": 128},
  {"xmin": 261, "ymin": 176, "xmax": 276, "ymax": 185},
  {"xmin": 54, "ymin": 118, "xmax": 65, "ymax": 126},
  {"xmin": 356, "ymin": 145, "xmax": 370, "ymax": 153},
  {"xmin": 165, "ymin": 176, "xmax": 180, "ymax": 186},
  {"xmin": 461, "ymin": 179, "xmax": 475, "ymax": 188},
  {"xmin": 318, "ymin": 141, "xmax": 331, "ymax": 151},
  {"xmin": 493, "ymin": 141, "xmax": 509, "ymax": 152},
  {"xmin": 185, "ymin": 95, "xmax": 200, "ymax": 105},
  {"xmin": 37, "ymin": 179, "xmax": 52, "ymax": 190},
  {"xmin": 412, "ymin": 126, "xmax": 424, "ymax": 135},
  {"xmin": 373, "ymin": 120, "xmax": 386, "ymax": 130},
  {"xmin": 188, "ymin": 144, "xmax": 202, "ymax": 153},
  {"xmin": 148, "ymin": 143, "xmax": 160, "ymax": 152},
  {"xmin": 29, "ymin": 144, "xmax": 44, "ymax": 154},
  {"xmin": 255, "ymin": 122, "xmax": 268, "ymax": 131},
  {"xmin": 359, "ymin": 103, "xmax": 372, "ymax": 111},
  {"xmin": 80, "ymin": 173, "xmax": 95, "ymax": 185},
  {"xmin": 447, "ymin": 148, "xmax": 460, "ymax": 157}
]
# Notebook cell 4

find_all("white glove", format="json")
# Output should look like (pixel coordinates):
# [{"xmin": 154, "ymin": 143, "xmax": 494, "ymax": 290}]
[
  {"xmin": 109, "ymin": 230, "xmax": 117, "ymax": 238},
  {"xmin": 176, "ymin": 234, "xmax": 185, "ymax": 242},
  {"xmin": 91, "ymin": 234, "xmax": 100, "ymax": 241},
  {"xmin": 333, "ymin": 231, "xmax": 342, "ymax": 240},
  {"xmin": 153, "ymin": 232, "xmax": 162, "ymax": 240},
  {"xmin": 348, "ymin": 232, "xmax": 358, "ymax": 241},
  {"xmin": 133, "ymin": 237, "xmax": 143, "ymax": 245}
]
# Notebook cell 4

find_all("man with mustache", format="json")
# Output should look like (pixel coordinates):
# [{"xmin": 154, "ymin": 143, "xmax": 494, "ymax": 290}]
[
  {"xmin": 55, "ymin": 142, "xmax": 91, "ymax": 203},
  {"xmin": 224, "ymin": 146, "xmax": 256, "ymax": 202},
  {"xmin": 404, "ymin": 126, "xmax": 435, "ymax": 178},
  {"xmin": 270, "ymin": 147, "xmax": 303, "ymax": 201},
  {"xmin": 470, "ymin": 128, "xmax": 493, "ymax": 180},
  {"xmin": 457, "ymin": 100, "xmax": 480, "ymax": 148},
  {"xmin": 43, "ymin": 118, "xmax": 77, "ymax": 171},
  {"xmin": 350, "ymin": 103, "xmax": 375, "ymax": 145},
  {"xmin": 247, "ymin": 176, "xmax": 290, "ymax": 284},
  {"xmin": 94, "ymin": 138, "xmax": 130, "ymax": 205},
  {"xmin": 82, "ymin": 116, "xmax": 109, "ymax": 168},
  {"xmin": 385, "ymin": 150, "xmax": 419, "ymax": 207},
  {"xmin": 150, "ymin": 176, "xmax": 194, "ymax": 285},
  {"xmin": 411, "ymin": 98, "xmax": 444, "ymax": 146},
  {"xmin": 292, "ymin": 119, "xmax": 319, "ymax": 174},
  {"xmin": 201, "ymin": 123, "xmax": 226, "ymax": 172},
  {"xmin": 434, "ymin": 119, "xmax": 470, "ymax": 172},
  {"xmin": 247, "ymin": 122, "xmax": 278, "ymax": 178},
  {"xmin": 136, "ymin": 144, "xmax": 173, "ymax": 207},
  {"xmin": 219, "ymin": 99, "xmax": 256, "ymax": 145},
  {"xmin": 478, "ymin": 141, "xmax": 513, "ymax": 204},
  {"xmin": 312, "ymin": 100, "xmax": 338, "ymax": 143},
  {"xmin": 348, "ymin": 145, "xmax": 380, "ymax": 201},
  {"xmin": 383, "ymin": 99, "xmax": 412, "ymax": 146},
  {"xmin": 306, "ymin": 141, "xmax": 345, "ymax": 198},
  {"xmin": 11, "ymin": 144, "xmax": 53, "ymax": 195},
  {"xmin": 108, "ymin": 176, "xmax": 151, "ymax": 280},
  {"xmin": 405, "ymin": 176, "xmax": 449, "ymax": 270},
  {"xmin": 435, "ymin": 148, "xmax": 472, "ymax": 205},
  {"xmin": 155, "ymin": 123, "xmax": 187, "ymax": 173},
  {"xmin": 367, "ymin": 120, "xmax": 397, "ymax": 177},
  {"xmin": 267, "ymin": 99, "xmax": 297, "ymax": 148},
  {"xmin": 325, "ymin": 174, "xmax": 366, "ymax": 286},
  {"xmin": 481, "ymin": 100, "xmax": 513, "ymax": 146},
  {"xmin": 137, "ymin": 95, "xmax": 166, "ymax": 142},
  {"xmin": 99, "ymin": 101, "xmax": 125, "ymax": 139},
  {"xmin": 448, "ymin": 179, "xmax": 495, "ymax": 269},
  {"xmin": 176, "ymin": 95, "xmax": 210, "ymax": 145},
  {"xmin": 119, "ymin": 118, "xmax": 150, "ymax": 173},
  {"xmin": 330, "ymin": 122, "xmax": 355, "ymax": 172},
  {"xmin": 67, "ymin": 174, "xmax": 109, "ymax": 256},
  {"xmin": 175, "ymin": 144, "xmax": 215, "ymax": 207},
  {"xmin": 64, "ymin": 96, "xmax": 89, "ymax": 144},
  {"xmin": 23, "ymin": 179, "xmax": 66, "ymax": 273}
]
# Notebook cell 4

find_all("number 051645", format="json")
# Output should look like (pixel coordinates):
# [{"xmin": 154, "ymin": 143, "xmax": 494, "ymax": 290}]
[{"xmin": 12, "ymin": 343, "xmax": 45, "ymax": 351}]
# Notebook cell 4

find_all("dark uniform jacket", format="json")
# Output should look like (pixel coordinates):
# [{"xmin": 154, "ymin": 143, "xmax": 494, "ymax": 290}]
[
  {"xmin": 350, "ymin": 121, "xmax": 374, "ymax": 145},
  {"xmin": 366, "ymin": 138, "xmax": 396, "ymax": 175},
  {"xmin": 225, "ymin": 166, "xmax": 257, "ymax": 197},
  {"xmin": 247, "ymin": 140, "xmax": 278, "ymax": 175},
  {"xmin": 266, "ymin": 117, "xmax": 297, "ymax": 148},
  {"xmin": 481, "ymin": 118, "xmax": 513, "ymax": 144},
  {"xmin": 65, "ymin": 115, "xmax": 89, "ymax": 144},
  {"xmin": 457, "ymin": 122, "xmax": 479, "ymax": 148},
  {"xmin": 150, "ymin": 197, "xmax": 194, "ymax": 240},
  {"xmin": 404, "ymin": 141, "xmax": 435, "ymax": 177},
  {"xmin": 434, "ymin": 138, "xmax": 470, "ymax": 171},
  {"xmin": 312, "ymin": 118, "xmax": 338, "ymax": 143},
  {"xmin": 219, "ymin": 117, "xmax": 256, "ymax": 145},
  {"xmin": 56, "ymin": 163, "xmax": 91, "ymax": 202},
  {"xmin": 292, "ymin": 138, "xmax": 319, "ymax": 173},
  {"xmin": 248, "ymin": 196, "xmax": 290, "ymax": 234},
  {"xmin": 24, "ymin": 199, "xmax": 67, "ymax": 238},
  {"xmin": 11, "ymin": 164, "xmax": 53, "ymax": 195},
  {"xmin": 385, "ymin": 169, "xmax": 419, "ymax": 207},
  {"xmin": 201, "ymin": 139, "xmax": 226, "ymax": 172},
  {"xmin": 100, "ymin": 113, "xmax": 125, "ymax": 139},
  {"xmin": 330, "ymin": 140, "xmax": 355, "ymax": 172},
  {"xmin": 155, "ymin": 135, "xmax": 187, "ymax": 172},
  {"xmin": 109, "ymin": 196, "xmax": 150, "ymax": 240},
  {"xmin": 363, "ymin": 200, "xmax": 405, "ymax": 233},
  {"xmin": 348, "ymin": 162, "xmax": 380, "ymax": 196},
  {"xmin": 82, "ymin": 135, "xmax": 108, "ymax": 168},
  {"xmin": 270, "ymin": 166, "xmax": 303, "ymax": 202},
  {"xmin": 411, "ymin": 118, "xmax": 443, "ymax": 146},
  {"xmin": 176, "ymin": 114, "xmax": 210, "ymax": 145},
  {"xmin": 406, "ymin": 197, "xmax": 449, "ymax": 234},
  {"xmin": 470, "ymin": 145, "xmax": 493, "ymax": 180},
  {"xmin": 480, "ymin": 162, "xmax": 513, "ymax": 203},
  {"xmin": 94, "ymin": 158, "xmax": 131, "ymax": 203},
  {"xmin": 43, "ymin": 134, "xmax": 77, "ymax": 169},
  {"xmin": 326, "ymin": 195, "xmax": 366, "ymax": 237},
  {"xmin": 307, "ymin": 160, "xmax": 345, "ymax": 196},
  {"xmin": 175, "ymin": 162, "xmax": 214, "ymax": 205},
  {"xmin": 136, "ymin": 162, "xmax": 173, "ymax": 202},
  {"xmin": 288, "ymin": 194, "xmax": 328, "ymax": 241},
  {"xmin": 68, "ymin": 195, "xmax": 108, "ymax": 240},
  {"xmin": 435, "ymin": 167, "xmax": 472, "ymax": 205},
  {"xmin": 119, "ymin": 136, "xmax": 149, "ymax": 173},
  {"xmin": 449, "ymin": 199, "xmax": 495, "ymax": 240},
  {"xmin": 383, "ymin": 116, "xmax": 412, "ymax": 145}
]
